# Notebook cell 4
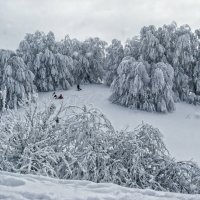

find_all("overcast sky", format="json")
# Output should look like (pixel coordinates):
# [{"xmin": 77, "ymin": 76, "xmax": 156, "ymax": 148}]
[{"xmin": 0, "ymin": 0, "xmax": 200, "ymax": 50}]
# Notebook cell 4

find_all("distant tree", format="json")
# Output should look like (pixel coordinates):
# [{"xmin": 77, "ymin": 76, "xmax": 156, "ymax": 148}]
[
  {"xmin": 172, "ymin": 25, "xmax": 197, "ymax": 101},
  {"xmin": 124, "ymin": 36, "xmax": 141, "ymax": 59},
  {"xmin": 17, "ymin": 31, "xmax": 46, "ymax": 73},
  {"xmin": 72, "ymin": 38, "xmax": 107, "ymax": 84},
  {"xmin": 34, "ymin": 49, "xmax": 74, "ymax": 91},
  {"xmin": 156, "ymin": 23, "xmax": 199, "ymax": 102},
  {"xmin": 140, "ymin": 25, "xmax": 165, "ymax": 63},
  {"xmin": 0, "ymin": 51, "xmax": 36, "ymax": 110},
  {"xmin": 156, "ymin": 22, "xmax": 177, "ymax": 64},
  {"xmin": 193, "ymin": 29, "xmax": 200, "ymax": 95},
  {"xmin": 110, "ymin": 57, "xmax": 175, "ymax": 113},
  {"xmin": 151, "ymin": 62, "xmax": 175, "ymax": 112},
  {"xmin": 57, "ymin": 35, "xmax": 73, "ymax": 57},
  {"xmin": 104, "ymin": 39, "xmax": 124, "ymax": 86},
  {"xmin": 18, "ymin": 31, "xmax": 74, "ymax": 92}
]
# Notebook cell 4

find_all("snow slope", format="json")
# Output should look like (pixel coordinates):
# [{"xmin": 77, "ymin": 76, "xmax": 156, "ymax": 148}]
[
  {"xmin": 0, "ymin": 171, "xmax": 200, "ymax": 200},
  {"xmin": 39, "ymin": 84, "xmax": 200, "ymax": 165}
]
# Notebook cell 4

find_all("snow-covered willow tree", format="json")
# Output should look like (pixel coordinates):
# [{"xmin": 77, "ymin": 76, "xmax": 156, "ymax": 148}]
[
  {"xmin": 155, "ymin": 23, "xmax": 200, "ymax": 102},
  {"xmin": 0, "ymin": 50, "xmax": 15, "ymax": 84},
  {"xmin": 18, "ymin": 31, "xmax": 74, "ymax": 92},
  {"xmin": 172, "ymin": 25, "xmax": 197, "ymax": 101},
  {"xmin": 17, "ymin": 31, "xmax": 46, "ymax": 72},
  {"xmin": 140, "ymin": 25, "xmax": 165, "ymax": 63},
  {"xmin": 124, "ymin": 36, "xmax": 141, "ymax": 59},
  {"xmin": 156, "ymin": 22, "xmax": 177, "ymax": 65},
  {"xmin": 104, "ymin": 39, "xmax": 124, "ymax": 86},
  {"xmin": 0, "ymin": 50, "xmax": 36, "ymax": 110},
  {"xmin": 151, "ymin": 62, "xmax": 175, "ymax": 112},
  {"xmin": 34, "ymin": 49, "xmax": 74, "ymax": 92},
  {"xmin": 110, "ymin": 57, "xmax": 175, "ymax": 113},
  {"xmin": 192, "ymin": 29, "xmax": 200, "ymax": 96},
  {"xmin": 71, "ymin": 37, "xmax": 107, "ymax": 84},
  {"xmin": 0, "ymin": 50, "xmax": 15, "ymax": 110}
]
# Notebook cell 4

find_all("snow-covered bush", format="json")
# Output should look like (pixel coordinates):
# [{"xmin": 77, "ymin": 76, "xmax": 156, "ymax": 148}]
[
  {"xmin": 0, "ymin": 103, "xmax": 200, "ymax": 194},
  {"xmin": 0, "ymin": 103, "xmax": 69, "ymax": 176},
  {"xmin": 110, "ymin": 57, "xmax": 175, "ymax": 113},
  {"xmin": 109, "ymin": 124, "xmax": 170, "ymax": 189},
  {"xmin": 155, "ymin": 160, "xmax": 200, "ymax": 193},
  {"xmin": 60, "ymin": 105, "xmax": 115, "ymax": 181},
  {"xmin": 0, "ymin": 50, "xmax": 36, "ymax": 110}
]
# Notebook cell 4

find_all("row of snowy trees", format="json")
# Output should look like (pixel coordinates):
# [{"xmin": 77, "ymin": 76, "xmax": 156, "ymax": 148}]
[
  {"xmin": 106, "ymin": 22, "xmax": 200, "ymax": 111},
  {"xmin": 0, "ymin": 31, "xmax": 107, "ymax": 110},
  {"xmin": 1, "ymin": 22, "xmax": 200, "ymax": 112},
  {"xmin": 17, "ymin": 32, "xmax": 106, "ymax": 89},
  {"xmin": 0, "ymin": 103, "xmax": 200, "ymax": 194}
]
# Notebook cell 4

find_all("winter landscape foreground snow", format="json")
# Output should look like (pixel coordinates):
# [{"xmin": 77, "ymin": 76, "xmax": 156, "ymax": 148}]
[
  {"xmin": 0, "ymin": 171, "xmax": 200, "ymax": 200},
  {"xmin": 39, "ymin": 84, "xmax": 200, "ymax": 165}
]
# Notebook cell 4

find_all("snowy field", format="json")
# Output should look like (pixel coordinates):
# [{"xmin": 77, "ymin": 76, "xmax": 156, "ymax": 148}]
[
  {"xmin": 0, "ymin": 171, "xmax": 200, "ymax": 200},
  {"xmin": 39, "ymin": 84, "xmax": 200, "ymax": 165}
]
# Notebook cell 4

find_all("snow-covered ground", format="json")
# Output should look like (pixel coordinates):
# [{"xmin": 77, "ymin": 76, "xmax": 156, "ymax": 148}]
[
  {"xmin": 0, "ymin": 171, "xmax": 200, "ymax": 200},
  {"xmin": 39, "ymin": 84, "xmax": 200, "ymax": 165}
]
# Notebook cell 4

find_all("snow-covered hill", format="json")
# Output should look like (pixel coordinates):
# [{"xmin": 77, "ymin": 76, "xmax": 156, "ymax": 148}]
[
  {"xmin": 0, "ymin": 171, "xmax": 200, "ymax": 200},
  {"xmin": 39, "ymin": 84, "xmax": 200, "ymax": 165}
]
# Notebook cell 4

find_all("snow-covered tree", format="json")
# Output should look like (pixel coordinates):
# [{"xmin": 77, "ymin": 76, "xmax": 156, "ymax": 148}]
[
  {"xmin": 156, "ymin": 23, "xmax": 199, "ymax": 102},
  {"xmin": 0, "ymin": 54, "xmax": 36, "ymax": 110},
  {"xmin": 72, "ymin": 38, "xmax": 107, "ymax": 84},
  {"xmin": 18, "ymin": 31, "xmax": 75, "ymax": 92},
  {"xmin": 0, "ymin": 50, "xmax": 36, "ymax": 110},
  {"xmin": 0, "ymin": 50, "xmax": 15, "ymax": 85},
  {"xmin": 34, "ymin": 49, "xmax": 74, "ymax": 92},
  {"xmin": 57, "ymin": 35, "xmax": 73, "ymax": 57},
  {"xmin": 110, "ymin": 57, "xmax": 175, "ymax": 113},
  {"xmin": 172, "ymin": 25, "xmax": 197, "ymax": 101},
  {"xmin": 104, "ymin": 39, "xmax": 124, "ymax": 86},
  {"xmin": 140, "ymin": 25, "xmax": 165, "ymax": 63},
  {"xmin": 156, "ymin": 22, "xmax": 178, "ymax": 64},
  {"xmin": 124, "ymin": 36, "xmax": 141, "ymax": 59},
  {"xmin": 17, "ymin": 31, "xmax": 46, "ymax": 73},
  {"xmin": 193, "ymin": 29, "xmax": 200, "ymax": 95},
  {"xmin": 151, "ymin": 62, "xmax": 175, "ymax": 112}
]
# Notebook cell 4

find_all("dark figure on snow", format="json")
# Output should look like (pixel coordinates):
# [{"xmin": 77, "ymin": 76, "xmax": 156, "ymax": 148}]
[
  {"xmin": 55, "ymin": 117, "xmax": 59, "ymax": 124},
  {"xmin": 77, "ymin": 84, "xmax": 82, "ymax": 91},
  {"xmin": 53, "ymin": 92, "xmax": 57, "ymax": 99},
  {"xmin": 58, "ymin": 94, "xmax": 64, "ymax": 99}
]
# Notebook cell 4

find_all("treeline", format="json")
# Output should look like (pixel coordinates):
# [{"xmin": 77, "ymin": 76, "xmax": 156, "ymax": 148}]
[{"xmin": 1, "ymin": 22, "xmax": 200, "ymax": 112}]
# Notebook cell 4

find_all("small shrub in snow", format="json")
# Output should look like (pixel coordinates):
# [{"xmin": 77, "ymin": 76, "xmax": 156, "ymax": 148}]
[{"xmin": 0, "ymin": 103, "xmax": 67, "ymax": 176}]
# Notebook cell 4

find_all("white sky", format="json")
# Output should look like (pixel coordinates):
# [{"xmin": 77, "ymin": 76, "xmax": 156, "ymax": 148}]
[{"xmin": 0, "ymin": 0, "xmax": 200, "ymax": 50}]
